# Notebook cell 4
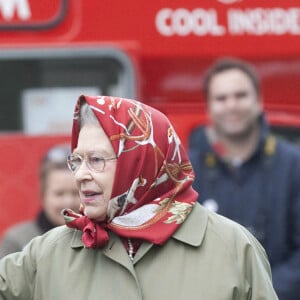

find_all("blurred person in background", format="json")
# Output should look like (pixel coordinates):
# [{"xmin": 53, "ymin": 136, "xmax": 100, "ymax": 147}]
[
  {"xmin": 0, "ymin": 144, "xmax": 80, "ymax": 258},
  {"xmin": 0, "ymin": 95, "xmax": 277, "ymax": 299},
  {"xmin": 189, "ymin": 57, "xmax": 300, "ymax": 300}
]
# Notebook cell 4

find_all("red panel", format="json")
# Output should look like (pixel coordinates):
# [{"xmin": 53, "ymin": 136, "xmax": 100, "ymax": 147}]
[
  {"xmin": 141, "ymin": 57, "xmax": 300, "ymax": 108},
  {"xmin": 0, "ymin": 135, "xmax": 70, "ymax": 237},
  {"xmin": 0, "ymin": 1, "xmax": 300, "ymax": 57}
]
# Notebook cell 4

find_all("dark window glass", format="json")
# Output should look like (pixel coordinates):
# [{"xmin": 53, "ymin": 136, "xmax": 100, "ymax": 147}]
[{"xmin": 0, "ymin": 50, "xmax": 134, "ymax": 134}]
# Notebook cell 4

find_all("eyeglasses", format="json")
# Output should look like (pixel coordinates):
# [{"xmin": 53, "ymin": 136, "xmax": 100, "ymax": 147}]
[{"xmin": 67, "ymin": 152, "xmax": 117, "ymax": 173}]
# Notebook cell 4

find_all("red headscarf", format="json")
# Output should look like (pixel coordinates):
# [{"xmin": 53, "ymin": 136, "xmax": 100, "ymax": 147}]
[{"xmin": 63, "ymin": 95, "xmax": 198, "ymax": 248}]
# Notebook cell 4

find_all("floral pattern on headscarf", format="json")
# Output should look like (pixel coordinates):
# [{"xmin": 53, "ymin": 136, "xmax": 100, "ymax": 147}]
[{"xmin": 63, "ymin": 95, "xmax": 198, "ymax": 247}]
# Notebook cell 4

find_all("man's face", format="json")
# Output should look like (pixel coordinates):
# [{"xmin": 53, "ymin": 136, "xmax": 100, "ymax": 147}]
[{"xmin": 207, "ymin": 69, "xmax": 262, "ymax": 139}]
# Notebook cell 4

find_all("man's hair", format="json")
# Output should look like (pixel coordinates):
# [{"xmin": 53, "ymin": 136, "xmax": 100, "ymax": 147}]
[
  {"xmin": 203, "ymin": 57, "xmax": 261, "ymax": 99},
  {"xmin": 39, "ymin": 144, "xmax": 71, "ymax": 196}
]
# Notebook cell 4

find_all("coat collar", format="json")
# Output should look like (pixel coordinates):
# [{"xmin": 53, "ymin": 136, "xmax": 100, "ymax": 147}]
[
  {"xmin": 172, "ymin": 203, "xmax": 208, "ymax": 247},
  {"xmin": 70, "ymin": 203, "xmax": 208, "ymax": 249},
  {"xmin": 70, "ymin": 229, "xmax": 84, "ymax": 248}
]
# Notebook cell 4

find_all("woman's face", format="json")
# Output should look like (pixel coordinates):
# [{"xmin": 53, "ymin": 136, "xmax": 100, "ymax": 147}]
[{"xmin": 73, "ymin": 124, "xmax": 117, "ymax": 222}]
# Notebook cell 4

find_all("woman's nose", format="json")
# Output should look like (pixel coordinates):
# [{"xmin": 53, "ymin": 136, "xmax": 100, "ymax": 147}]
[{"xmin": 74, "ymin": 161, "xmax": 92, "ymax": 181}]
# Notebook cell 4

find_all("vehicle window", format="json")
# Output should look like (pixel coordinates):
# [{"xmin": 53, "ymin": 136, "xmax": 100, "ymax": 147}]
[{"xmin": 0, "ymin": 48, "xmax": 135, "ymax": 134}]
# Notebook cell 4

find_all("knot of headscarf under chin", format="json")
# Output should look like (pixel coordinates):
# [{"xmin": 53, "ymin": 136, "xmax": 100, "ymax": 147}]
[{"xmin": 62, "ymin": 208, "xmax": 109, "ymax": 248}]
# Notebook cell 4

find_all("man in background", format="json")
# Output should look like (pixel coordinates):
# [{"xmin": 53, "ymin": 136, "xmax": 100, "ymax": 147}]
[
  {"xmin": 0, "ymin": 144, "xmax": 80, "ymax": 258},
  {"xmin": 189, "ymin": 57, "xmax": 300, "ymax": 299}
]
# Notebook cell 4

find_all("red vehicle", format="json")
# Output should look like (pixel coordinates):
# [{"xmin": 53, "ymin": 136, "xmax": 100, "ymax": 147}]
[{"xmin": 0, "ymin": 0, "xmax": 300, "ymax": 235}]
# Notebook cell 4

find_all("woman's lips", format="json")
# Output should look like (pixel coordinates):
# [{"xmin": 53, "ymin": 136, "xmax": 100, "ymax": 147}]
[{"xmin": 81, "ymin": 191, "xmax": 101, "ymax": 203}]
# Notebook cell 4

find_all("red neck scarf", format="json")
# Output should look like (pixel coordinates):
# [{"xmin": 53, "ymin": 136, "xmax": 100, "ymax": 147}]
[{"xmin": 63, "ymin": 95, "xmax": 198, "ymax": 248}]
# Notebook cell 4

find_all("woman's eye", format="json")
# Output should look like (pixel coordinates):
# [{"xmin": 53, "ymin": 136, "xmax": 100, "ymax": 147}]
[
  {"xmin": 90, "ymin": 156, "xmax": 103, "ymax": 163},
  {"xmin": 73, "ymin": 157, "xmax": 82, "ymax": 164}
]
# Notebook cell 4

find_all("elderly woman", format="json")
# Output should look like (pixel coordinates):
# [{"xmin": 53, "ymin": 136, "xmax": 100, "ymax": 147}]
[{"xmin": 0, "ymin": 95, "xmax": 277, "ymax": 299}]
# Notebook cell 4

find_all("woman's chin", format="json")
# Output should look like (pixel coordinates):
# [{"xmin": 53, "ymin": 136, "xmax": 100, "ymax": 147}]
[{"xmin": 84, "ymin": 208, "xmax": 106, "ymax": 222}]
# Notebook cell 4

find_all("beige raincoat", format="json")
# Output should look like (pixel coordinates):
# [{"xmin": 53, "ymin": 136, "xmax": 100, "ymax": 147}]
[{"xmin": 0, "ymin": 203, "xmax": 278, "ymax": 299}]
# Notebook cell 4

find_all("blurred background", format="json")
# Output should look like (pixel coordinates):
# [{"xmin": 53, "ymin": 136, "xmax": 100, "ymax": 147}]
[{"xmin": 0, "ymin": 0, "xmax": 300, "ymax": 235}]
